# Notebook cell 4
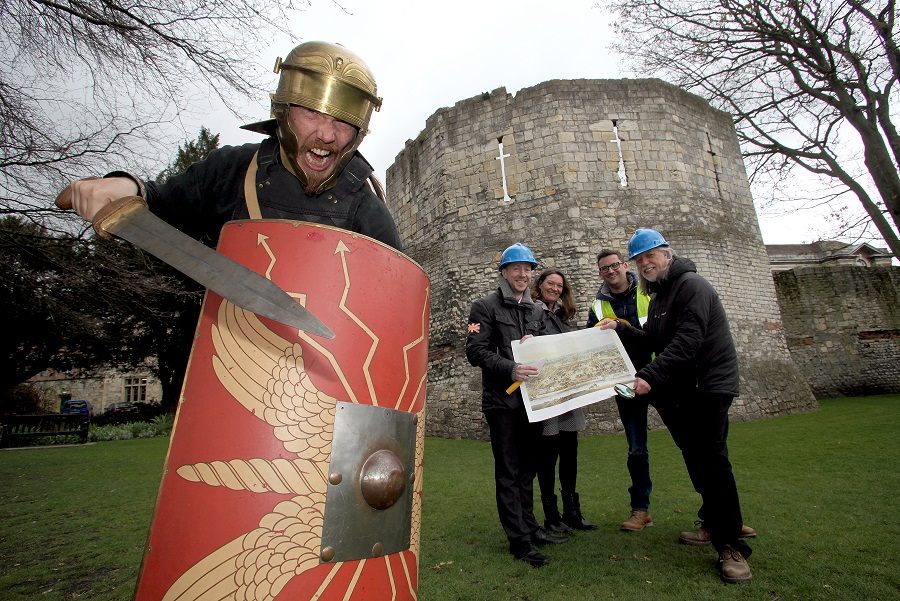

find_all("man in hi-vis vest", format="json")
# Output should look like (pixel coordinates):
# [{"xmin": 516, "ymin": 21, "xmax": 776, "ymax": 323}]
[{"xmin": 586, "ymin": 249, "xmax": 654, "ymax": 532}]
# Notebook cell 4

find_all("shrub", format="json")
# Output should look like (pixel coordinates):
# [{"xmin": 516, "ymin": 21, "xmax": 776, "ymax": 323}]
[
  {"xmin": 88, "ymin": 416, "xmax": 173, "ymax": 442},
  {"xmin": 1, "ymin": 384, "xmax": 57, "ymax": 415},
  {"xmin": 152, "ymin": 413, "xmax": 174, "ymax": 437}
]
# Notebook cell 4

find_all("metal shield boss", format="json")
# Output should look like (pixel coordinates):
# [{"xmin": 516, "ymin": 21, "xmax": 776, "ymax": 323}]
[{"xmin": 133, "ymin": 221, "xmax": 430, "ymax": 601}]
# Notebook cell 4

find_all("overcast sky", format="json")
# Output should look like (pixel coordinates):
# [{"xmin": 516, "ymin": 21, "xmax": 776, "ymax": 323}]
[{"xmin": 192, "ymin": 0, "xmax": 835, "ymax": 246}]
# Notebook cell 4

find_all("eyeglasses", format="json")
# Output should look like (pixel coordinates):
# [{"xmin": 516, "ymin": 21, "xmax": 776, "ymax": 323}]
[{"xmin": 599, "ymin": 261, "xmax": 624, "ymax": 273}]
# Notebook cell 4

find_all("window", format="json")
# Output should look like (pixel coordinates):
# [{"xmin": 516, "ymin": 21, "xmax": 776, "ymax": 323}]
[{"xmin": 124, "ymin": 377, "xmax": 148, "ymax": 403}]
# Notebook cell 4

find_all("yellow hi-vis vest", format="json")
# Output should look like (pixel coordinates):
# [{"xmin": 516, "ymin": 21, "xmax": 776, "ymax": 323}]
[{"xmin": 593, "ymin": 288, "xmax": 651, "ymax": 328}]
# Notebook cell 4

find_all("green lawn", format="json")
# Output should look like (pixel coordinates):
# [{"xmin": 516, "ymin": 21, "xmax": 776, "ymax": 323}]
[{"xmin": 0, "ymin": 396, "xmax": 897, "ymax": 600}]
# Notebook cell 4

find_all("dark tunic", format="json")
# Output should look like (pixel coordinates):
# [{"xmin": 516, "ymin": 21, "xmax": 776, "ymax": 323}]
[{"xmin": 143, "ymin": 137, "xmax": 402, "ymax": 250}]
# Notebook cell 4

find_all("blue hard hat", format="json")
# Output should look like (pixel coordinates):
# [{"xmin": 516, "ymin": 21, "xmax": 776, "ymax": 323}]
[
  {"xmin": 498, "ymin": 243, "xmax": 538, "ymax": 271},
  {"xmin": 628, "ymin": 228, "xmax": 669, "ymax": 259}
]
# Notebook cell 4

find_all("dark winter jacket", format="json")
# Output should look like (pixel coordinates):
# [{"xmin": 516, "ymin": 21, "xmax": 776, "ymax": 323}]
[
  {"xmin": 617, "ymin": 256, "xmax": 739, "ymax": 397},
  {"xmin": 143, "ymin": 137, "xmax": 402, "ymax": 250},
  {"xmin": 466, "ymin": 278, "xmax": 547, "ymax": 411},
  {"xmin": 538, "ymin": 301, "xmax": 571, "ymax": 336}
]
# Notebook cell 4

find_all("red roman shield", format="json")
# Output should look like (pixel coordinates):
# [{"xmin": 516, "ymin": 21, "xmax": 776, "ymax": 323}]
[{"xmin": 133, "ymin": 221, "xmax": 430, "ymax": 601}]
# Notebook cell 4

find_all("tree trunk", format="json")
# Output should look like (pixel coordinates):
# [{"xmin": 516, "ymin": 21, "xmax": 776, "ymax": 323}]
[{"xmin": 841, "ymin": 168, "xmax": 900, "ymax": 259}]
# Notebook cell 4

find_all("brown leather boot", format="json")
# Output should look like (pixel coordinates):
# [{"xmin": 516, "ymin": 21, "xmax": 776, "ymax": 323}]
[
  {"xmin": 679, "ymin": 523, "xmax": 757, "ymax": 545},
  {"xmin": 620, "ymin": 510, "xmax": 653, "ymax": 531},
  {"xmin": 679, "ymin": 525, "xmax": 712, "ymax": 545},
  {"xmin": 718, "ymin": 544, "xmax": 752, "ymax": 583}
]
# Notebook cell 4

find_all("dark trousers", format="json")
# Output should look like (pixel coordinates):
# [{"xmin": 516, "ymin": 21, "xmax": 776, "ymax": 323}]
[
  {"xmin": 536, "ymin": 430, "xmax": 578, "ymax": 497},
  {"xmin": 652, "ymin": 392, "xmax": 752, "ymax": 558},
  {"xmin": 485, "ymin": 406, "xmax": 542, "ymax": 544},
  {"xmin": 616, "ymin": 396, "xmax": 653, "ymax": 511}
]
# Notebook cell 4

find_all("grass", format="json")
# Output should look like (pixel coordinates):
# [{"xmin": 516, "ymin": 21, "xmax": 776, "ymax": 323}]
[
  {"xmin": 0, "ymin": 396, "xmax": 896, "ymax": 600},
  {"xmin": 0, "ymin": 439, "xmax": 164, "ymax": 599}
]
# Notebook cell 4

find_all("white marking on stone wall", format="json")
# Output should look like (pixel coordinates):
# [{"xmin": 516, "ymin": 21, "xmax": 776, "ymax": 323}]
[
  {"xmin": 495, "ymin": 137, "xmax": 513, "ymax": 202},
  {"xmin": 612, "ymin": 121, "xmax": 628, "ymax": 188},
  {"xmin": 706, "ymin": 132, "xmax": 723, "ymax": 199}
]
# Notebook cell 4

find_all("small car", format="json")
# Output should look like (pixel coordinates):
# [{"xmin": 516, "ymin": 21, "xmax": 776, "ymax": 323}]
[
  {"xmin": 61, "ymin": 400, "xmax": 92, "ymax": 415},
  {"xmin": 104, "ymin": 402, "xmax": 139, "ymax": 415}
]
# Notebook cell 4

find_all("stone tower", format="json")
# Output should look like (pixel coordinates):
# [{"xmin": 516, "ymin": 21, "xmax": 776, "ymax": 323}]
[{"xmin": 387, "ymin": 78, "xmax": 817, "ymax": 439}]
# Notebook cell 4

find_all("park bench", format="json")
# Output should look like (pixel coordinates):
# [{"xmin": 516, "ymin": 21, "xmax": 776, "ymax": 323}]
[{"xmin": 0, "ymin": 413, "xmax": 90, "ymax": 448}]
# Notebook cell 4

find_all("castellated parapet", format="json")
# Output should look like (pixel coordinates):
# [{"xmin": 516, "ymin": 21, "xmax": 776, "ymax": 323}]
[{"xmin": 386, "ymin": 78, "xmax": 817, "ymax": 440}]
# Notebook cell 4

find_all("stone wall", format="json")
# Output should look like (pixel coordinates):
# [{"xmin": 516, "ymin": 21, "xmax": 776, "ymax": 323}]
[
  {"xmin": 774, "ymin": 266, "xmax": 900, "ymax": 398},
  {"xmin": 387, "ymin": 78, "xmax": 817, "ymax": 440}
]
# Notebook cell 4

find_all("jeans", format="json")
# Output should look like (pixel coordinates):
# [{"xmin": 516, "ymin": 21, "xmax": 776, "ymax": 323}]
[
  {"xmin": 652, "ymin": 392, "xmax": 751, "ymax": 558},
  {"xmin": 616, "ymin": 396, "xmax": 652, "ymax": 511}
]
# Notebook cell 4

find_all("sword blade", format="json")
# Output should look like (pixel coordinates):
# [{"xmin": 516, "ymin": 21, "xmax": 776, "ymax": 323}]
[{"xmin": 97, "ymin": 198, "xmax": 334, "ymax": 339}]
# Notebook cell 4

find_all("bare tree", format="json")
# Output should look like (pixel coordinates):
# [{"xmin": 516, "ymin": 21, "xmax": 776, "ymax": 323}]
[
  {"xmin": 602, "ymin": 0, "xmax": 900, "ymax": 258},
  {"xmin": 0, "ymin": 214, "xmax": 203, "ymax": 400},
  {"xmin": 1, "ymin": 0, "xmax": 305, "ymax": 228},
  {"xmin": 0, "ymin": 127, "xmax": 224, "ymax": 410}
]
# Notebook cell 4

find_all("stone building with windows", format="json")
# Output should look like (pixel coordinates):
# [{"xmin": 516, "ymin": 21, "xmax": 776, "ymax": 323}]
[
  {"xmin": 28, "ymin": 366, "xmax": 162, "ymax": 414},
  {"xmin": 387, "ymin": 78, "xmax": 818, "ymax": 439},
  {"xmin": 766, "ymin": 241, "xmax": 893, "ymax": 271}
]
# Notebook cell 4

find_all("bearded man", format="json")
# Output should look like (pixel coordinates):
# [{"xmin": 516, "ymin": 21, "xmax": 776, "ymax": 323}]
[
  {"xmin": 602, "ymin": 228, "xmax": 753, "ymax": 584},
  {"xmin": 66, "ymin": 41, "xmax": 401, "ymax": 250}
]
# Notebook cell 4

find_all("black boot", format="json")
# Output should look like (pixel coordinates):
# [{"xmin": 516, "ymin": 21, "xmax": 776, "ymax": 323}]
[
  {"xmin": 532, "ymin": 529, "xmax": 569, "ymax": 545},
  {"xmin": 510, "ymin": 540, "xmax": 550, "ymax": 567},
  {"xmin": 542, "ymin": 494, "xmax": 572, "ymax": 533},
  {"xmin": 562, "ymin": 491, "xmax": 598, "ymax": 531}
]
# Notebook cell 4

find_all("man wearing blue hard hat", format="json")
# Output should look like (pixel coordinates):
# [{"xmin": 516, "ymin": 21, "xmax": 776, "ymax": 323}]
[
  {"xmin": 465, "ymin": 243, "xmax": 569, "ymax": 568},
  {"xmin": 600, "ymin": 228, "xmax": 753, "ymax": 584},
  {"xmin": 588, "ymin": 247, "xmax": 655, "ymax": 533}
]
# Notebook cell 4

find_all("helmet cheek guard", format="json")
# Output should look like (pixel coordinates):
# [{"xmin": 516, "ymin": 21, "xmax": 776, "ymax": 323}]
[
  {"xmin": 269, "ymin": 103, "xmax": 366, "ymax": 190},
  {"xmin": 628, "ymin": 228, "xmax": 669, "ymax": 259},
  {"xmin": 498, "ymin": 243, "xmax": 539, "ymax": 271}
]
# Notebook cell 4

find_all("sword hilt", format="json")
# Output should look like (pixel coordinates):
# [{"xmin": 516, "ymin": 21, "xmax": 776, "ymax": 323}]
[
  {"xmin": 54, "ymin": 177, "xmax": 101, "ymax": 210},
  {"xmin": 92, "ymin": 196, "xmax": 149, "ymax": 240}
]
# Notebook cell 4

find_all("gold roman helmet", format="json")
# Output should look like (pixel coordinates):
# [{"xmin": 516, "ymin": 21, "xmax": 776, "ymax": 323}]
[{"xmin": 242, "ymin": 41, "xmax": 382, "ymax": 195}]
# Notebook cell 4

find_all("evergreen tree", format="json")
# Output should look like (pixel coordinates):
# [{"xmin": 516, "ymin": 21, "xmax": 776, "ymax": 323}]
[
  {"xmin": 144, "ymin": 128, "xmax": 222, "ymax": 410},
  {"xmin": 156, "ymin": 127, "xmax": 221, "ymax": 183}
]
